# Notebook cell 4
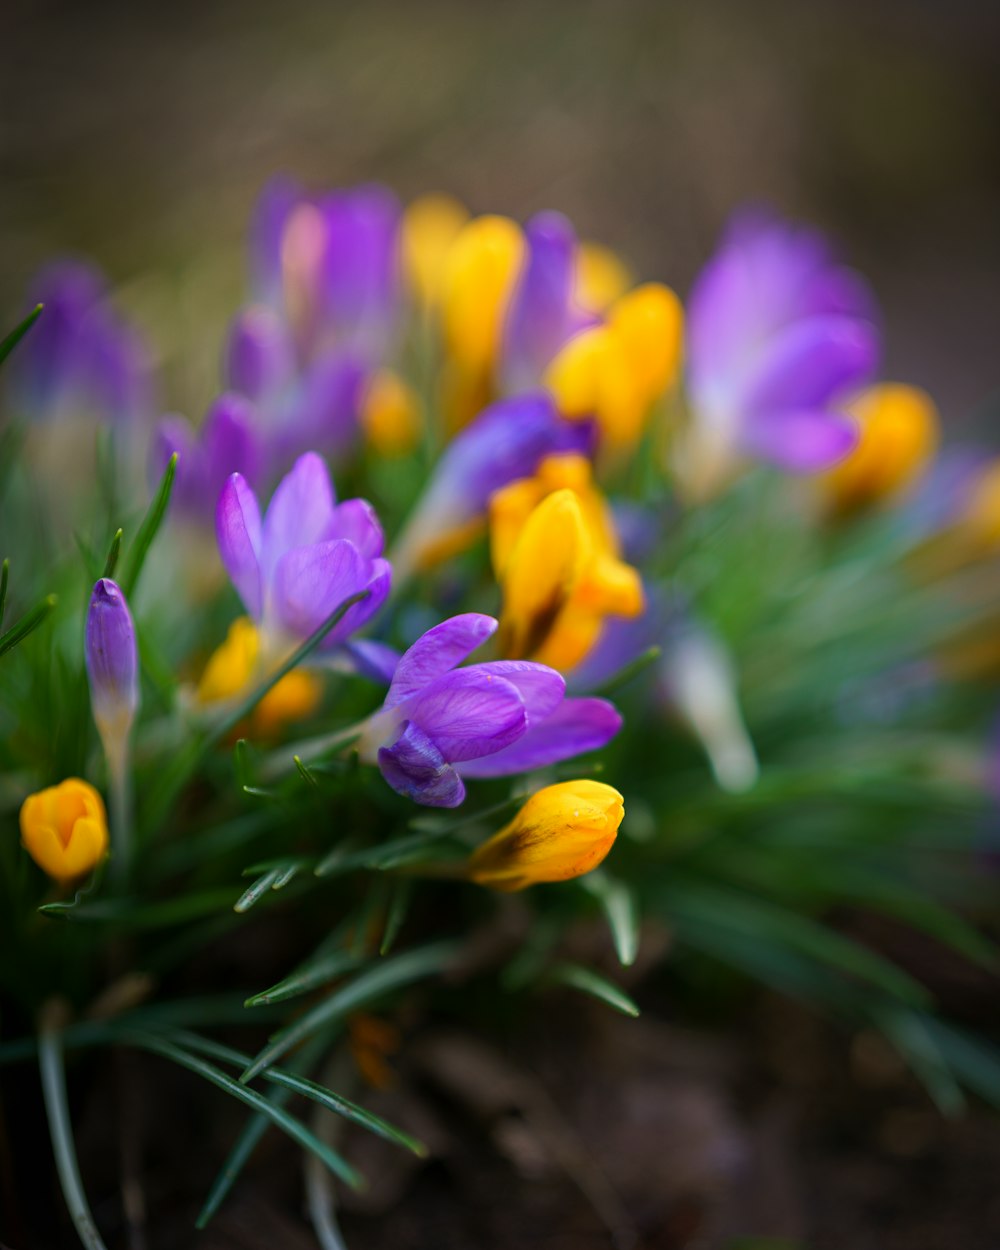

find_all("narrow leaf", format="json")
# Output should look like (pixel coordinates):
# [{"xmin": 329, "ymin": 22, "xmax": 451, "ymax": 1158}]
[
  {"xmin": 582, "ymin": 871, "xmax": 640, "ymax": 967},
  {"xmin": 103, "ymin": 528, "xmax": 123, "ymax": 579},
  {"xmin": 120, "ymin": 452, "xmax": 177, "ymax": 596},
  {"xmin": 0, "ymin": 594, "xmax": 57, "ymax": 659},
  {"xmin": 547, "ymin": 962, "xmax": 640, "ymax": 1017},
  {"xmin": 0, "ymin": 304, "xmax": 42, "ymax": 368}
]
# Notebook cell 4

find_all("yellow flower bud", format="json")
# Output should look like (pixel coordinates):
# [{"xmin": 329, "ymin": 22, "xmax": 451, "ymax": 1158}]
[
  {"xmin": 20, "ymin": 778, "xmax": 108, "ymax": 883},
  {"xmin": 402, "ymin": 194, "xmax": 470, "ymax": 309},
  {"xmin": 544, "ymin": 326, "xmax": 641, "ymax": 452},
  {"xmin": 361, "ymin": 369, "xmax": 422, "ymax": 457},
  {"xmin": 441, "ymin": 215, "xmax": 525, "ymax": 375},
  {"xmin": 962, "ymin": 460, "xmax": 1000, "ymax": 550},
  {"xmin": 198, "ymin": 617, "xmax": 321, "ymax": 739},
  {"xmin": 822, "ymin": 383, "xmax": 939, "ymax": 515},
  {"xmin": 606, "ymin": 282, "xmax": 684, "ymax": 406},
  {"xmin": 491, "ymin": 455, "xmax": 644, "ymax": 671},
  {"xmin": 468, "ymin": 780, "xmax": 624, "ymax": 891},
  {"xmin": 575, "ymin": 242, "xmax": 632, "ymax": 315}
]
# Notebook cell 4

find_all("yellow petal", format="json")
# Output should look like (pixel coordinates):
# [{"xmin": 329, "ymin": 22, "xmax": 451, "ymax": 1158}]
[
  {"xmin": 361, "ymin": 369, "xmax": 422, "ymax": 457},
  {"xmin": 198, "ymin": 618, "xmax": 260, "ymax": 704},
  {"xmin": 498, "ymin": 489, "xmax": 590, "ymax": 659},
  {"xmin": 441, "ymin": 216, "xmax": 525, "ymax": 375},
  {"xmin": 20, "ymin": 778, "xmax": 108, "ymax": 882},
  {"xmin": 576, "ymin": 242, "xmax": 632, "ymax": 315},
  {"xmin": 488, "ymin": 477, "xmax": 545, "ymax": 577},
  {"xmin": 403, "ymin": 194, "xmax": 470, "ymax": 308},
  {"xmin": 544, "ymin": 326, "xmax": 643, "ymax": 452},
  {"xmin": 253, "ymin": 670, "xmax": 323, "ymax": 740},
  {"xmin": 607, "ymin": 282, "xmax": 684, "ymax": 404}
]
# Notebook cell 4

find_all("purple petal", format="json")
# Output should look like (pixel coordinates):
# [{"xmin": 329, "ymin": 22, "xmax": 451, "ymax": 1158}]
[
  {"xmin": 250, "ymin": 175, "xmax": 304, "ymax": 305},
  {"xmin": 502, "ymin": 211, "xmax": 577, "ymax": 391},
  {"xmin": 741, "ymin": 407, "xmax": 859, "ymax": 472},
  {"xmin": 271, "ymin": 538, "xmax": 366, "ymax": 639},
  {"xmin": 324, "ymin": 557, "xmax": 392, "ymax": 648},
  {"xmin": 261, "ymin": 452, "xmax": 336, "ymax": 579},
  {"xmin": 471, "ymin": 661, "xmax": 565, "ymax": 724},
  {"xmin": 458, "ymin": 697, "xmax": 622, "ymax": 778},
  {"xmin": 224, "ymin": 305, "xmax": 294, "ymax": 403},
  {"xmin": 403, "ymin": 670, "xmax": 526, "ymax": 763},
  {"xmin": 340, "ymin": 639, "xmax": 401, "ymax": 685},
  {"xmin": 274, "ymin": 353, "xmax": 366, "ymax": 464},
  {"xmin": 155, "ymin": 415, "xmax": 204, "ymax": 514},
  {"xmin": 85, "ymin": 578, "xmax": 138, "ymax": 730},
  {"xmin": 203, "ymin": 394, "xmax": 261, "ymax": 493},
  {"xmin": 387, "ymin": 613, "xmax": 498, "ymax": 708},
  {"xmin": 378, "ymin": 720, "xmax": 466, "ymax": 807},
  {"xmin": 216, "ymin": 474, "xmax": 263, "ymax": 619},
  {"xmin": 328, "ymin": 498, "xmax": 385, "ymax": 559},
  {"xmin": 742, "ymin": 316, "xmax": 879, "ymax": 417}
]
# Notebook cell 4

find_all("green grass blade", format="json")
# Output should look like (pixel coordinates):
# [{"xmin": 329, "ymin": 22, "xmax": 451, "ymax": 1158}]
[
  {"xmin": 546, "ymin": 961, "xmax": 640, "ymax": 1017},
  {"xmin": 0, "ymin": 304, "xmax": 42, "ymax": 368},
  {"xmin": 242, "ymin": 941, "xmax": 458, "ymax": 1082},
  {"xmin": 102, "ymin": 528, "xmax": 123, "ymax": 579},
  {"xmin": 0, "ymin": 594, "xmax": 56, "ymax": 659},
  {"xmin": 0, "ymin": 558, "xmax": 9, "ymax": 630},
  {"xmin": 121, "ymin": 1030, "xmax": 364, "ymax": 1190},
  {"xmin": 120, "ymin": 453, "xmax": 177, "ymax": 596},
  {"xmin": 246, "ymin": 949, "xmax": 364, "ymax": 1008},
  {"xmin": 379, "ymin": 879, "xmax": 413, "ymax": 956},
  {"xmin": 38, "ymin": 1006, "xmax": 110, "ymax": 1250},
  {"xmin": 233, "ymin": 868, "xmax": 282, "ymax": 913},
  {"xmin": 581, "ymin": 871, "xmax": 640, "ymax": 967}
]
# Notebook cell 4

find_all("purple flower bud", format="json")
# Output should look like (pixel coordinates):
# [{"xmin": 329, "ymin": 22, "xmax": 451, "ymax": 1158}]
[
  {"xmin": 224, "ymin": 305, "xmax": 295, "ymax": 405},
  {"xmin": 501, "ymin": 211, "xmax": 578, "ymax": 392},
  {"xmin": 85, "ymin": 578, "xmax": 139, "ymax": 756}
]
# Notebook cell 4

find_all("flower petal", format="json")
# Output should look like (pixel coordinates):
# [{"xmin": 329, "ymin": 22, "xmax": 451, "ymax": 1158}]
[
  {"xmin": 216, "ymin": 473, "xmax": 263, "ymax": 619},
  {"xmin": 502, "ymin": 211, "xmax": 577, "ymax": 391},
  {"xmin": 328, "ymin": 497, "xmax": 385, "ymax": 559},
  {"xmin": 742, "ymin": 315, "xmax": 879, "ymax": 418},
  {"xmin": 458, "ymin": 696, "xmax": 621, "ymax": 778},
  {"xmin": 378, "ymin": 720, "xmax": 466, "ymax": 807},
  {"xmin": 387, "ymin": 613, "xmax": 497, "ymax": 708},
  {"xmin": 323, "ymin": 557, "xmax": 392, "ymax": 649},
  {"xmin": 404, "ymin": 669, "xmax": 526, "ymax": 763},
  {"xmin": 271, "ymin": 538, "xmax": 366, "ymax": 640},
  {"xmin": 742, "ymin": 407, "xmax": 859, "ymax": 472},
  {"xmin": 339, "ymin": 639, "xmax": 401, "ymax": 685},
  {"xmin": 262, "ymin": 452, "xmax": 337, "ymax": 580},
  {"xmin": 224, "ymin": 305, "xmax": 294, "ymax": 403},
  {"xmin": 472, "ymin": 661, "xmax": 566, "ymax": 724}
]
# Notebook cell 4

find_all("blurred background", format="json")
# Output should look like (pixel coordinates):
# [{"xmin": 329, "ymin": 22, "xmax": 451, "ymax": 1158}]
[{"xmin": 3, "ymin": 0, "xmax": 999, "ymax": 428}]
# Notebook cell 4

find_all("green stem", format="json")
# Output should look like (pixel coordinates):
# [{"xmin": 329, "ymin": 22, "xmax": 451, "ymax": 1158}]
[
  {"xmin": 108, "ymin": 747, "xmax": 132, "ymax": 888},
  {"xmin": 38, "ymin": 1001, "xmax": 110, "ymax": 1250}
]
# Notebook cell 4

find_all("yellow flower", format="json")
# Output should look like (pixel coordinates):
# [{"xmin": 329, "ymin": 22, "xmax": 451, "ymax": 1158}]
[
  {"xmin": 20, "ymin": 778, "xmax": 108, "ymax": 883},
  {"xmin": 361, "ymin": 369, "xmax": 422, "ymax": 457},
  {"xmin": 402, "ymin": 194, "xmax": 470, "ymax": 309},
  {"xmin": 575, "ymin": 242, "xmax": 632, "ymax": 315},
  {"xmin": 544, "ymin": 282, "xmax": 683, "ymax": 455},
  {"xmin": 491, "ymin": 454, "xmax": 644, "ymax": 671},
  {"xmin": 198, "ymin": 617, "xmax": 321, "ymax": 739},
  {"xmin": 468, "ymin": 780, "xmax": 624, "ymax": 891},
  {"xmin": 822, "ymin": 383, "xmax": 939, "ymax": 515},
  {"xmin": 958, "ymin": 460, "xmax": 1000, "ymax": 551}
]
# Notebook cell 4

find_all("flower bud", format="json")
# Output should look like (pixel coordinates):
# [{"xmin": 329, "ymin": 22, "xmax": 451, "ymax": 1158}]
[
  {"xmin": 85, "ymin": 578, "xmax": 138, "ymax": 764},
  {"xmin": 441, "ymin": 215, "xmax": 525, "ymax": 375},
  {"xmin": 468, "ymin": 780, "xmax": 623, "ymax": 891},
  {"xmin": 402, "ymin": 194, "xmax": 469, "ymax": 309},
  {"xmin": 20, "ymin": 778, "xmax": 108, "ymax": 882},
  {"xmin": 361, "ymin": 369, "xmax": 422, "ymax": 457}
]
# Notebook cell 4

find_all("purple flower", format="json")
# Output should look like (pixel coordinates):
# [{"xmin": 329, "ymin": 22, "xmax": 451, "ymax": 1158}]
[
  {"xmin": 9, "ymin": 260, "xmax": 153, "ymax": 424},
  {"xmin": 154, "ymin": 393, "xmax": 262, "ymax": 523},
  {"xmin": 216, "ymin": 451, "xmax": 390, "ymax": 649},
  {"xmin": 358, "ymin": 613, "xmax": 622, "ymax": 807},
  {"xmin": 392, "ymin": 392, "xmax": 594, "ymax": 580},
  {"xmin": 686, "ymin": 211, "xmax": 879, "ymax": 472},
  {"xmin": 85, "ymin": 578, "xmax": 139, "ymax": 759},
  {"xmin": 501, "ymin": 212, "xmax": 579, "ymax": 392},
  {"xmin": 224, "ymin": 305, "xmax": 295, "ymax": 407}
]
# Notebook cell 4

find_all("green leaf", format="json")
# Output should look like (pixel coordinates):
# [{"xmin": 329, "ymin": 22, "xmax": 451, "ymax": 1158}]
[
  {"xmin": 233, "ymin": 868, "xmax": 283, "ymax": 913},
  {"xmin": 246, "ymin": 949, "xmax": 365, "ymax": 1008},
  {"xmin": 121, "ymin": 1030, "xmax": 364, "ymax": 1190},
  {"xmin": 592, "ymin": 644, "xmax": 662, "ymax": 696},
  {"xmin": 875, "ymin": 1007, "xmax": 965, "ymax": 1117},
  {"xmin": 380, "ymin": 879, "xmax": 413, "ymax": 956},
  {"xmin": 38, "ymin": 1006, "xmax": 111, "ymax": 1250},
  {"xmin": 0, "ymin": 594, "xmax": 56, "ymax": 659},
  {"xmin": 581, "ymin": 871, "xmax": 640, "ymax": 967},
  {"xmin": 40, "ymin": 888, "xmax": 235, "ymax": 928},
  {"xmin": 0, "ymin": 559, "xmax": 9, "ymax": 631},
  {"xmin": 0, "ymin": 304, "xmax": 42, "ymax": 368},
  {"xmin": 546, "ymin": 962, "xmax": 640, "ymax": 1017},
  {"xmin": 102, "ymin": 529, "xmax": 123, "ymax": 579},
  {"xmin": 242, "ymin": 941, "xmax": 459, "ymax": 1082},
  {"xmin": 120, "ymin": 453, "xmax": 177, "ymax": 596}
]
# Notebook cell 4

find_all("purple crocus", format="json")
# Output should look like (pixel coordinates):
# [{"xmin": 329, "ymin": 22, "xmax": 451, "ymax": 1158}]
[
  {"xmin": 85, "ymin": 578, "xmax": 139, "ymax": 765},
  {"xmin": 686, "ymin": 211, "xmax": 880, "ymax": 473},
  {"xmin": 155, "ymin": 393, "xmax": 262, "ymax": 524},
  {"xmin": 10, "ymin": 260, "xmax": 152, "ymax": 424},
  {"xmin": 391, "ymin": 391, "xmax": 594, "ymax": 581},
  {"xmin": 216, "ymin": 451, "xmax": 390, "ymax": 650},
  {"xmin": 358, "ymin": 613, "xmax": 622, "ymax": 807}
]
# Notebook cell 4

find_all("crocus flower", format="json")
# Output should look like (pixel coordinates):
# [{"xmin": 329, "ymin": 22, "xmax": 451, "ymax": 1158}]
[
  {"xmin": 9, "ymin": 260, "xmax": 153, "ymax": 425},
  {"xmin": 85, "ymin": 578, "xmax": 139, "ymax": 772},
  {"xmin": 391, "ymin": 392, "xmax": 593, "ymax": 581},
  {"xmin": 216, "ymin": 451, "xmax": 390, "ymax": 652},
  {"xmin": 357, "ymin": 613, "xmax": 622, "ymax": 807},
  {"xmin": 155, "ymin": 393, "xmax": 262, "ymax": 524},
  {"xmin": 682, "ymin": 210, "xmax": 879, "ymax": 494},
  {"xmin": 501, "ymin": 212, "xmax": 580, "ymax": 393},
  {"xmin": 359, "ymin": 369, "xmax": 422, "ymax": 457},
  {"xmin": 467, "ymin": 779, "xmax": 624, "ymax": 891},
  {"xmin": 20, "ymin": 778, "xmax": 109, "ymax": 883},
  {"xmin": 490, "ymin": 453, "xmax": 644, "ymax": 671},
  {"xmin": 820, "ymin": 383, "xmax": 939, "ymax": 517},
  {"xmin": 402, "ymin": 193, "xmax": 470, "ymax": 310}
]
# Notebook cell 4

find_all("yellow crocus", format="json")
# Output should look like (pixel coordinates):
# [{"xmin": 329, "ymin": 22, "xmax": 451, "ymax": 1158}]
[
  {"xmin": 822, "ymin": 383, "xmax": 939, "ymax": 515},
  {"xmin": 440, "ymin": 216, "xmax": 525, "ymax": 426},
  {"xmin": 20, "ymin": 778, "xmax": 108, "ymax": 883},
  {"xmin": 402, "ymin": 193, "xmax": 470, "ymax": 309},
  {"xmin": 544, "ymin": 281, "xmax": 683, "ymax": 455},
  {"xmin": 575, "ymin": 242, "xmax": 632, "ymax": 315},
  {"xmin": 468, "ymin": 780, "xmax": 624, "ymax": 891},
  {"xmin": 361, "ymin": 369, "xmax": 422, "ymax": 457},
  {"xmin": 491, "ymin": 453, "xmax": 644, "ymax": 671},
  {"xmin": 958, "ymin": 460, "xmax": 1000, "ymax": 551},
  {"xmin": 198, "ymin": 617, "xmax": 321, "ymax": 739}
]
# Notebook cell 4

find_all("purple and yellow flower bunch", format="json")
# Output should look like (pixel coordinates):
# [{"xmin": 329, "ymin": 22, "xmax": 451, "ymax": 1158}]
[{"xmin": 4, "ymin": 175, "xmax": 999, "ymax": 1243}]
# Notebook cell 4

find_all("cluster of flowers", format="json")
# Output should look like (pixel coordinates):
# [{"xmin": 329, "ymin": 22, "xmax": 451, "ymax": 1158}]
[{"xmin": 13, "ymin": 180, "xmax": 966, "ymax": 894}]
